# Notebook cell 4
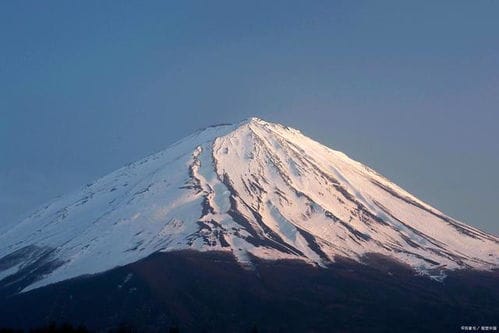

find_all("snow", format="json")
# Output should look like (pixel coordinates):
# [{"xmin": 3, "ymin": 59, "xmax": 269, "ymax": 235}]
[{"xmin": 0, "ymin": 117, "xmax": 497, "ymax": 292}]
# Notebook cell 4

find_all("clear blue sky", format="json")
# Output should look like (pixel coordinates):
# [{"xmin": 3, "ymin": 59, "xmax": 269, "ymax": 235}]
[{"xmin": 1, "ymin": 1, "xmax": 498, "ymax": 233}]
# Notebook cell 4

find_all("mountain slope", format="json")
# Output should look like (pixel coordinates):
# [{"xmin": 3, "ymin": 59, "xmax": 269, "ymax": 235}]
[
  {"xmin": 2, "ymin": 251, "xmax": 498, "ymax": 333},
  {"xmin": 1, "ymin": 118, "xmax": 497, "ymax": 293}
]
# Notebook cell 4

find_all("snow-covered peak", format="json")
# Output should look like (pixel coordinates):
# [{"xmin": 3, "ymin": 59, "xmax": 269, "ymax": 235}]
[
  {"xmin": 1, "ymin": 118, "xmax": 498, "ymax": 292},
  {"xmin": 243, "ymin": 116, "xmax": 263, "ymax": 123}
]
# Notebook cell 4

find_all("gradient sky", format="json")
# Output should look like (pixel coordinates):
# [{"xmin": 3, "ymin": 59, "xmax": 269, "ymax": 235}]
[{"xmin": 1, "ymin": 1, "xmax": 498, "ymax": 234}]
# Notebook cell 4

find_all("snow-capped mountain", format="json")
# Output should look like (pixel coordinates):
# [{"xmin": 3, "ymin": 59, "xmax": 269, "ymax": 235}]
[{"xmin": 1, "ymin": 118, "xmax": 497, "ymax": 292}]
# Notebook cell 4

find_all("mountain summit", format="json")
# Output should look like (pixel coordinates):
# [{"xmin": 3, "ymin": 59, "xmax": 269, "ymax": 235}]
[{"xmin": 1, "ymin": 118, "xmax": 497, "ymax": 292}]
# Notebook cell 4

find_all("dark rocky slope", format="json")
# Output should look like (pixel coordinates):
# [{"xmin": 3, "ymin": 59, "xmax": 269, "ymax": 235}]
[{"xmin": 1, "ymin": 250, "xmax": 497, "ymax": 333}]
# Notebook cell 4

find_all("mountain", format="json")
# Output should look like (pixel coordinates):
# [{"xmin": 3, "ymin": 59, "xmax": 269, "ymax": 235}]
[
  {"xmin": 1, "ymin": 117, "xmax": 498, "ymax": 292},
  {"xmin": 0, "ymin": 117, "xmax": 498, "ymax": 332}
]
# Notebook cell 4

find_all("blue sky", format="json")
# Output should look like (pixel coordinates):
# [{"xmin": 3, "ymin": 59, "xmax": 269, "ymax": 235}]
[{"xmin": 1, "ymin": 1, "xmax": 498, "ymax": 233}]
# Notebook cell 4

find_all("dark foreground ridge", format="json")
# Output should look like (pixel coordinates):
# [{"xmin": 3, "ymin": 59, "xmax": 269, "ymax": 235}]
[{"xmin": 0, "ymin": 250, "xmax": 498, "ymax": 333}]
